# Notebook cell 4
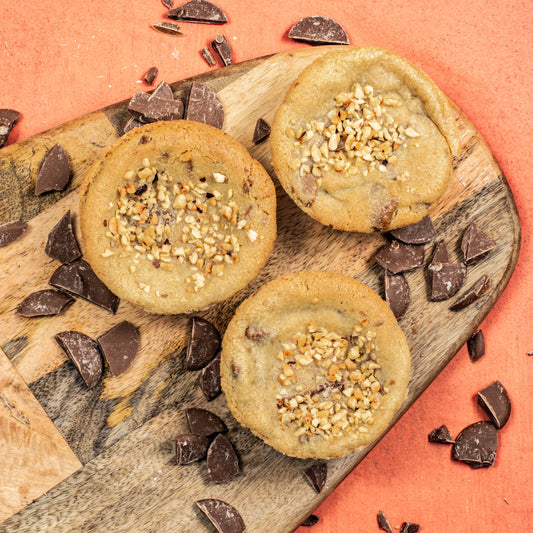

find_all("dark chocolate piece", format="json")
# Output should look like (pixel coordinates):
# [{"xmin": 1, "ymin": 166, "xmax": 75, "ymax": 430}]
[
  {"xmin": 35, "ymin": 144, "xmax": 71, "ymax": 195},
  {"xmin": 185, "ymin": 316, "xmax": 221, "ymax": 370},
  {"xmin": 152, "ymin": 22, "xmax": 183, "ymax": 35},
  {"xmin": 301, "ymin": 514, "xmax": 320, "ymax": 527},
  {"xmin": 196, "ymin": 499, "xmax": 245, "ymax": 533},
  {"xmin": 303, "ymin": 462, "xmax": 327, "ymax": 493},
  {"xmin": 461, "ymin": 223, "xmax": 496, "ymax": 265},
  {"xmin": 0, "ymin": 109, "xmax": 21, "ymax": 148},
  {"xmin": 176, "ymin": 433, "xmax": 209, "ymax": 464},
  {"xmin": 123, "ymin": 117, "xmax": 143, "ymax": 134},
  {"xmin": 143, "ymin": 66, "xmax": 159, "ymax": 85},
  {"xmin": 377, "ymin": 510, "xmax": 393, "ymax": 533},
  {"xmin": 185, "ymin": 81, "xmax": 224, "ymax": 129},
  {"xmin": 452, "ymin": 421, "xmax": 498, "ymax": 468},
  {"xmin": 199, "ymin": 353, "xmax": 221, "ymax": 401},
  {"xmin": 49, "ymin": 259, "xmax": 120, "ymax": 313},
  {"xmin": 428, "ymin": 424, "xmax": 455, "ymax": 444},
  {"xmin": 17, "ymin": 290, "xmax": 74, "ymax": 317},
  {"xmin": 478, "ymin": 381, "xmax": 511, "ymax": 429},
  {"xmin": 467, "ymin": 330, "xmax": 485, "ymax": 362},
  {"xmin": 200, "ymin": 47, "xmax": 216, "ymax": 66},
  {"xmin": 150, "ymin": 80, "xmax": 174, "ymax": 100},
  {"xmin": 186, "ymin": 407, "xmax": 227, "ymax": 437},
  {"xmin": 128, "ymin": 92, "xmax": 183, "ymax": 123},
  {"xmin": 97, "ymin": 321, "xmax": 139, "ymax": 377},
  {"xmin": 55, "ymin": 331, "xmax": 103, "ymax": 389},
  {"xmin": 389, "ymin": 215, "xmax": 436, "ymax": 244},
  {"xmin": 450, "ymin": 274, "xmax": 491, "ymax": 311},
  {"xmin": 288, "ymin": 16, "xmax": 350, "ymax": 45},
  {"xmin": 168, "ymin": 0, "xmax": 228, "ymax": 24},
  {"xmin": 431, "ymin": 240, "xmax": 450, "ymax": 265},
  {"xmin": 211, "ymin": 34, "xmax": 233, "ymax": 66},
  {"xmin": 252, "ymin": 117, "xmax": 271, "ymax": 144},
  {"xmin": 207, "ymin": 434, "xmax": 240, "ymax": 484},
  {"xmin": 400, "ymin": 523, "xmax": 420, "ymax": 533},
  {"xmin": 0, "ymin": 220, "xmax": 28, "ymax": 247},
  {"xmin": 374, "ymin": 240, "xmax": 424, "ymax": 274},
  {"xmin": 429, "ymin": 261, "xmax": 467, "ymax": 301},
  {"xmin": 245, "ymin": 325, "xmax": 272, "ymax": 339},
  {"xmin": 45, "ymin": 210, "xmax": 82, "ymax": 264},
  {"xmin": 161, "ymin": 0, "xmax": 173, "ymax": 8},
  {"xmin": 385, "ymin": 272, "xmax": 410, "ymax": 319}
]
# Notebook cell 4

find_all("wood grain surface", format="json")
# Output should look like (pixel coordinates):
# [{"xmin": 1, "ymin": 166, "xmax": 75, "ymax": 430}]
[{"xmin": 0, "ymin": 47, "xmax": 520, "ymax": 531}]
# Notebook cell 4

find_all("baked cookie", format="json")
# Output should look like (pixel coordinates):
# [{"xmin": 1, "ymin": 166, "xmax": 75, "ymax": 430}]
[
  {"xmin": 80, "ymin": 120, "xmax": 276, "ymax": 314},
  {"xmin": 220, "ymin": 270, "xmax": 410, "ymax": 459},
  {"xmin": 270, "ymin": 47, "xmax": 460, "ymax": 232}
]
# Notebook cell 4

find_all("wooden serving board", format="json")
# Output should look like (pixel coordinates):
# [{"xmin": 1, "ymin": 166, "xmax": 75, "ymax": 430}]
[{"xmin": 0, "ymin": 47, "xmax": 520, "ymax": 532}]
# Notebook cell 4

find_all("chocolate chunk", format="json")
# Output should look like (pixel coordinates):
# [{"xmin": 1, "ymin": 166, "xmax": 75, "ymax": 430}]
[
  {"xmin": 0, "ymin": 220, "xmax": 28, "ymax": 247},
  {"xmin": 0, "ymin": 109, "xmax": 21, "ymax": 148},
  {"xmin": 200, "ymin": 47, "xmax": 216, "ymax": 66},
  {"xmin": 450, "ymin": 274, "xmax": 491, "ymax": 311},
  {"xmin": 478, "ymin": 381, "xmax": 511, "ymax": 429},
  {"xmin": 452, "ymin": 421, "xmax": 498, "ymax": 468},
  {"xmin": 389, "ymin": 215, "xmax": 436, "ymax": 244},
  {"xmin": 185, "ymin": 316, "xmax": 221, "ymax": 370},
  {"xmin": 467, "ymin": 330, "xmax": 485, "ymax": 362},
  {"xmin": 176, "ymin": 433, "xmax": 209, "ymax": 464},
  {"xmin": 252, "ymin": 117, "xmax": 271, "ymax": 144},
  {"xmin": 374, "ymin": 199, "xmax": 398, "ymax": 231},
  {"xmin": 300, "ymin": 173, "xmax": 317, "ymax": 201},
  {"xmin": 211, "ymin": 35, "xmax": 233, "ymax": 66},
  {"xmin": 143, "ymin": 66, "xmax": 159, "ymax": 85},
  {"xmin": 428, "ymin": 424, "xmax": 455, "ymax": 444},
  {"xmin": 377, "ymin": 510, "xmax": 393, "ymax": 533},
  {"xmin": 199, "ymin": 353, "xmax": 221, "ymax": 401},
  {"xmin": 245, "ymin": 325, "xmax": 271, "ymax": 339},
  {"xmin": 196, "ymin": 499, "xmax": 245, "ymax": 533},
  {"xmin": 128, "ymin": 92, "xmax": 184, "ymax": 123},
  {"xmin": 45, "ymin": 210, "xmax": 82, "ymax": 264},
  {"xmin": 97, "ymin": 321, "xmax": 139, "ymax": 376},
  {"xmin": 207, "ymin": 434, "xmax": 240, "ymax": 483},
  {"xmin": 168, "ymin": 0, "xmax": 228, "ymax": 24},
  {"xmin": 186, "ymin": 407, "xmax": 227, "ymax": 437},
  {"xmin": 461, "ymin": 223, "xmax": 496, "ymax": 265},
  {"xmin": 35, "ymin": 144, "xmax": 71, "ymax": 195},
  {"xmin": 55, "ymin": 331, "xmax": 103, "ymax": 389},
  {"xmin": 303, "ymin": 462, "xmax": 327, "ymax": 493},
  {"xmin": 185, "ymin": 81, "xmax": 224, "ymax": 129},
  {"xmin": 385, "ymin": 272, "xmax": 410, "ymax": 319},
  {"xmin": 374, "ymin": 240, "xmax": 424, "ymax": 274},
  {"xmin": 400, "ymin": 523, "xmax": 420, "ymax": 533},
  {"xmin": 431, "ymin": 240, "xmax": 450, "ymax": 265},
  {"xmin": 152, "ymin": 22, "xmax": 183, "ymax": 35},
  {"xmin": 123, "ymin": 117, "xmax": 143, "ymax": 134},
  {"xmin": 161, "ymin": 0, "xmax": 173, "ymax": 8},
  {"xmin": 151, "ymin": 80, "xmax": 174, "ymax": 100},
  {"xmin": 49, "ymin": 259, "xmax": 120, "ymax": 313},
  {"xmin": 301, "ymin": 514, "xmax": 320, "ymax": 527},
  {"xmin": 288, "ymin": 16, "xmax": 350, "ymax": 45},
  {"xmin": 17, "ymin": 290, "xmax": 74, "ymax": 317},
  {"xmin": 429, "ymin": 261, "xmax": 467, "ymax": 301}
]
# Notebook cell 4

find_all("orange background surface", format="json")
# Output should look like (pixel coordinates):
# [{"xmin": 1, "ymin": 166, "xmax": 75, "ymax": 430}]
[{"xmin": 1, "ymin": 1, "xmax": 532, "ymax": 531}]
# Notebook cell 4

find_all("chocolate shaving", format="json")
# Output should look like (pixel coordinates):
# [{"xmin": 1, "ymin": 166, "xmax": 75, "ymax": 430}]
[
  {"xmin": 374, "ymin": 240, "xmax": 424, "ymax": 274},
  {"xmin": 128, "ymin": 92, "xmax": 183, "ymax": 123},
  {"xmin": 143, "ymin": 66, "xmax": 159, "ymax": 85},
  {"xmin": 211, "ymin": 34, "xmax": 233, "ymax": 66},
  {"xmin": 152, "ymin": 22, "xmax": 183, "ymax": 35},
  {"xmin": 467, "ymin": 330, "xmax": 485, "ymax": 362},
  {"xmin": 0, "ymin": 109, "xmax": 21, "ymax": 148},
  {"xmin": 199, "ymin": 353, "xmax": 221, "ymax": 401},
  {"xmin": 161, "ymin": 0, "xmax": 173, "ymax": 8},
  {"xmin": 389, "ymin": 215, "xmax": 436, "ymax": 244},
  {"xmin": 195, "ymin": 499, "xmax": 245, "ymax": 533},
  {"xmin": 201, "ymin": 47, "xmax": 216, "ymax": 66},
  {"xmin": 17, "ymin": 290, "xmax": 74, "ymax": 317},
  {"xmin": 168, "ymin": 0, "xmax": 228, "ymax": 24},
  {"xmin": 428, "ymin": 424, "xmax": 455, "ymax": 444},
  {"xmin": 35, "ymin": 144, "xmax": 71, "ymax": 195},
  {"xmin": 185, "ymin": 81, "xmax": 224, "ymax": 129},
  {"xmin": 377, "ymin": 511, "xmax": 393, "ymax": 533},
  {"xmin": 185, "ymin": 316, "xmax": 221, "ymax": 370},
  {"xmin": 452, "ymin": 421, "xmax": 498, "ymax": 468},
  {"xmin": 186, "ymin": 407, "xmax": 227, "ymax": 437},
  {"xmin": 176, "ymin": 433, "xmax": 209, "ymax": 464},
  {"xmin": 303, "ymin": 462, "xmax": 327, "ymax": 493},
  {"xmin": 477, "ymin": 381, "xmax": 511, "ymax": 429},
  {"xmin": 45, "ymin": 210, "xmax": 82, "ymax": 264},
  {"xmin": 450, "ymin": 274, "xmax": 491, "ymax": 311},
  {"xmin": 97, "ymin": 321, "xmax": 139, "ymax": 377},
  {"xmin": 252, "ymin": 117, "xmax": 271, "ymax": 144},
  {"xmin": 288, "ymin": 16, "xmax": 350, "ymax": 45},
  {"xmin": 385, "ymin": 272, "xmax": 410, "ymax": 319},
  {"xmin": 400, "ymin": 523, "xmax": 420, "ymax": 533},
  {"xmin": 461, "ymin": 223, "xmax": 496, "ymax": 265},
  {"xmin": 301, "ymin": 514, "xmax": 320, "ymax": 527},
  {"xmin": 206, "ymin": 434, "xmax": 240, "ymax": 484},
  {"xmin": 0, "ymin": 220, "xmax": 28, "ymax": 247}
]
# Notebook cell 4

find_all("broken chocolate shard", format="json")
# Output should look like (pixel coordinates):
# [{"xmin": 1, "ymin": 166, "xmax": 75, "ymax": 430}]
[
  {"xmin": 17, "ymin": 290, "xmax": 74, "ymax": 317},
  {"xmin": 461, "ymin": 222, "xmax": 496, "ymax": 265},
  {"xmin": 252, "ymin": 117, "xmax": 271, "ymax": 144},
  {"xmin": 150, "ymin": 80, "xmax": 174, "ymax": 100},
  {"xmin": 161, "ymin": 0, "xmax": 173, "ymax": 8},
  {"xmin": 168, "ymin": 0, "xmax": 228, "ymax": 24},
  {"xmin": 143, "ymin": 66, "xmax": 159, "ymax": 85},
  {"xmin": 55, "ymin": 331, "xmax": 103, "ymax": 389},
  {"xmin": 176, "ymin": 433, "xmax": 209, "ymax": 464},
  {"xmin": 185, "ymin": 81, "xmax": 224, "ymax": 129},
  {"xmin": 389, "ymin": 215, "xmax": 436, "ymax": 244},
  {"xmin": 128, "ymin": 92, "xmax": 183, "ymax": 123},
  {"xmin": 49, "ymin": 259, "xmax": 120, "ymax": 313},
  {"xmin": 478, "ymin": 381, "xmax": 511, "ymax": 429},
  {"xmin": 377, "ymin": 510, "xmax": 393, "ymax": 533},
  {"xmin": 303, "ymin": 462, "xmax": 327, "ymax": 493},
  {"xmin": 211, "ymin": 34, "xmax": 233, "ymax": 66},
  {"xmin": 245, "ymin": 325, "xmax": 272, "ymax": 339},
  {"xmin": 374, "ymin": 240, "xmax": 424, "ymax": 274},
  {"xmin": 385, "ymin": 272, "xmax": 410, "ymax": 319},
  {"xmin": 200, "ymin": 47, "xmax": 216, "ymax": 66},
  {"xmin": 400, "ymin": 523, "xmax": 420, "ymax": 533},
  {"xmin": 467, "ymin": 330, "xmax": 485, "ymax": 362},
  {"xmin": 185, "ymin": 407, "xmax": 227, "ymax": 437},
  {"xmin": 452, "ymin": 421, "xmax": 498, "ymax": 468},
  {"xmin": 196, "ymin": 499, "xmax": 245, "ymax": 533},
  {"xmin": 0, "ymin": 220, "xmax": 28, "ymax": 247},
  {"xmin": 0, "ymin": 109, "xmax": 21, "ymax": 148},
  {"xmin": 199, "ymin": 353, "xmax": 221, "ymax": 401},
  {"xmin": 123, "ymin": 117, "xmax": 143, "ymax": 134},
  {"xmin": 431, "ymin": 240, "xmax": 450, "ymax": 265},
  {"xmin": 185, "ymin": 316, "xmax": 221, "ymax": 370},
  {"xmin": 45, "ymin": 210, "xmax": 82, "ymax": 264},
  {"xmin": 207, "ymin": 434, "xmax": 240, "ymax": 484},
  {"xmin": 35, "ymin": 144, "xmax": 71, "ymax": 195},
  {"xmin": 97, "ymin": 321, "xmax": 139, "ymax": 377},
  {"xmin": 288, "ymin": 16, "xmax": 350, "ymax": 45},
  {"xmin": 429, "ymin": 261, "xmax": 467, "ymax": 301},
  {"xmin": 301, "ymin": 514, "xmax": 320, "ymax": 527},
  {"xmin": 428, "ymin": 424, "xmax": 455, "ymax": 444},
  {"xmin": 152, "ymin": 22, "xmax": 183, "ymax": 35},
  {"xmin": 450, "ymin": 274, "xmax": 491, "ymax": 311}
]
